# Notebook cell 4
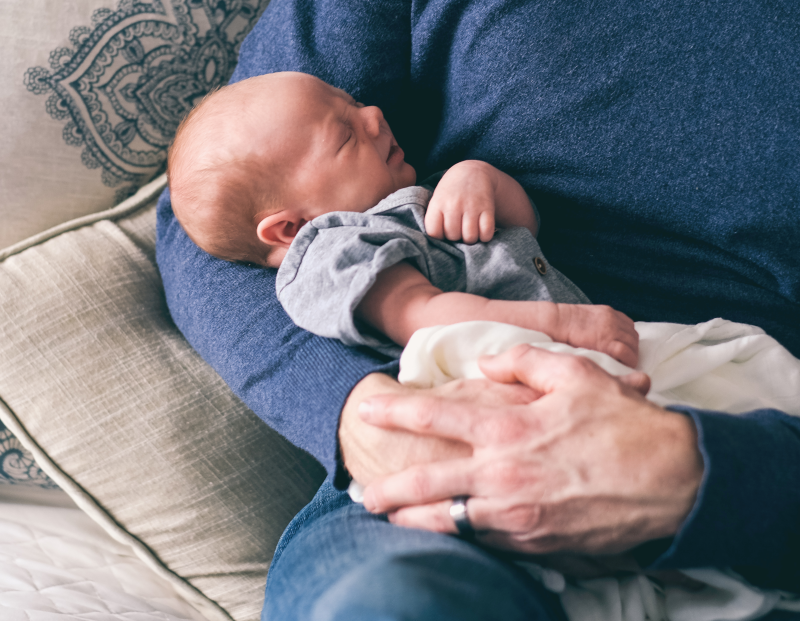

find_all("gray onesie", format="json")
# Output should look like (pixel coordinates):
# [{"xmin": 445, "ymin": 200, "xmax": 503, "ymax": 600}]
[{"xmin": 276, "ymin": 185, "xmax": 590, "ymax": 357}]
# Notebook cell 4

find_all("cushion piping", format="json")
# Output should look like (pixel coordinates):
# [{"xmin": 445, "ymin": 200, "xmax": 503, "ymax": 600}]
[
  {"xmin": 0, "ymin": 174, "xmax": 167, "ymax": 262},
  {"xmin": 0, "ymin": 372, "xmax": 232, "ymax": 621}
]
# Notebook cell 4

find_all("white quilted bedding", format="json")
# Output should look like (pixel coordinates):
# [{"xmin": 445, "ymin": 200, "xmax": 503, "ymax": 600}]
[{"xmin": 0, "ymin": 500, "xmax": 211, "ymax": 621}]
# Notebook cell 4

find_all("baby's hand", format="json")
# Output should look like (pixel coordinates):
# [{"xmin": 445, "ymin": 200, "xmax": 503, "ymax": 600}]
[
  {"xmin": 554, "ymin": 304, "xmax": 640, "ymax": 368},
  {"xmin": 425, "ymin": 161, "xmax": 499, "ymax": 244}
]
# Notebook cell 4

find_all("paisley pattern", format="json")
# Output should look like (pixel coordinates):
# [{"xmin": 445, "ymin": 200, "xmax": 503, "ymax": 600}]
[
  {"xmin": 24, "ymin": 0, "xmax": 268, "ymax": 202},
  {"xmin": 0, "ymin": 420, "xmax": 57, "ymax": 488}
]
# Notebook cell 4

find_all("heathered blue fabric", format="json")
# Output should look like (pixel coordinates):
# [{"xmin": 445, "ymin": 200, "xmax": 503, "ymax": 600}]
[{"xmin": 156, "ymin": 0, "xmax": 800, "ymax": 579}]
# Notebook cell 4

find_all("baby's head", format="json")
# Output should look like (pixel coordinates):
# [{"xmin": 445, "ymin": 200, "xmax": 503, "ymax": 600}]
[{"xmin": 168, "ymin": 72, "xmax": 416, "ymax": 267}]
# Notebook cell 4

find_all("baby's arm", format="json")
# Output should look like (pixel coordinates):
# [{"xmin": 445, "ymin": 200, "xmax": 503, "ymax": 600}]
[
  {"xmin": 356, "ymin": 262, "xmax": 639, "ymax": 367},
  {"xmin": 424, "ymin": 160, "xmax": 538, "ymax": 244}
]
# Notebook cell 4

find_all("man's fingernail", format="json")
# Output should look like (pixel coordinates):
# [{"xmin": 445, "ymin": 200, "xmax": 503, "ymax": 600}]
[
  {"xmin": 362, "ymin": 489, "xmax": 375, "ymax": 512},
  {"xmin": 358, "ymin": 401, "xmax": 373, "ymax": 420}
]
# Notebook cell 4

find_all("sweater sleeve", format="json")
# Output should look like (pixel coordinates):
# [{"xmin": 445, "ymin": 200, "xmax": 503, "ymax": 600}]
[
  {"xmin": 644, "ymin": 407, "xmax": 800, "ymax": 592},
  {"xmin": 155, "ymin": 0, "xmax": 412, "ymax": 479},
  {"xmin": 156, "ymin": 191, "xmax": 399, "ymax": 478}
]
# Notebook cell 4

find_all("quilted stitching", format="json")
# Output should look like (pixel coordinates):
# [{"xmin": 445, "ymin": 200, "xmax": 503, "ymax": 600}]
[{"xmin": 0, "ymin": 512, "xmax": 209, "ymax": 621}]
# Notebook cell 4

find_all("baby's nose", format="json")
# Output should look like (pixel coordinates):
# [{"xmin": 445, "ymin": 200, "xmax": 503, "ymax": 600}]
[{"xmin": 360, "ymin": 106, "xmax": 386, "ymax": 138}]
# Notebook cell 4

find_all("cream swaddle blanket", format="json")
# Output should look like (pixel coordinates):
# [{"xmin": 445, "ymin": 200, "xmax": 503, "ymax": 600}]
[{"xmin": 396, "ymin": 318, "xmax": 800, "ymax": 621}]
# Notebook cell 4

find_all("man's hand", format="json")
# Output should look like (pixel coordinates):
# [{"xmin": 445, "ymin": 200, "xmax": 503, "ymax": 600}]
[
  {"xmin": 339, "ymin": 372, "xmax": 539, "ymax": 485},
  {"xmin": 357, "ymin": 345, "xmax": 703, "ymax": 556}
]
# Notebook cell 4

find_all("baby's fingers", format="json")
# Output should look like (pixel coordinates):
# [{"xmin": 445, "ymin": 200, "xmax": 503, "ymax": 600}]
[
  {"xmin": 443, "ymin": 210, "xmax": 464, "ymax": 241},
  {"xmin": 425, "ymin": 209, "xmax": 445, "ymax": 239},
  {"xmin": 461, "ymin": 214, "xmax": 480, "ymax": 244},
  {"xmin": 460, "ymin": 210, "xmax": 496, "ymax": 244},
  {"xmin": 479, "ymin": 211, "xmax": 495, "ymax": 243}
]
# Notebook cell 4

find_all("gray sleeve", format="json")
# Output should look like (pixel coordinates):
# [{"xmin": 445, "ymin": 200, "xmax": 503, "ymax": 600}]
[{"xmin": 275, "ymin": 217, "xmax": 430, "ymax": 357}]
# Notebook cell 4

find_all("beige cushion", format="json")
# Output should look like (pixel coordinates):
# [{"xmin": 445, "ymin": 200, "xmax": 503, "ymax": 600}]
[
  {"xmin": 0, "ymin": 176, "xmax": 326, "ymax": 621},
  {"xmin": 1, "ymin": 0, "xmax": 269, "ymax": 248}
]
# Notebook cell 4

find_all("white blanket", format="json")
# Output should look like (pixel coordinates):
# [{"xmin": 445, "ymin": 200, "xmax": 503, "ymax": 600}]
[{"xmin": 397, "ymin": 318, "xmax": 800, "ymax": 621}]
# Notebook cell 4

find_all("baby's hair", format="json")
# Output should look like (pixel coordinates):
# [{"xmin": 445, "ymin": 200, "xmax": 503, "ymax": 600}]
[{"xmin": 167, "ymin": 81, "xmax": 284, "ymax": 267}]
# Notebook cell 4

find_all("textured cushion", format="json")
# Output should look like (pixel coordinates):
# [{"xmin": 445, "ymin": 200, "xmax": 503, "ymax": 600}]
[
  {"xmin": 0, "ymin": 176, "xmax": 326, "ymax": 621},
  {"xmin": 1, "ymin": 0, "xmax": 270, "ymax": 249}
]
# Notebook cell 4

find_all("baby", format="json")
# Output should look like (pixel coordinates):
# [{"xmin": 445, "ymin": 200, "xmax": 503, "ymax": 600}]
[{"xmin": 168, "ymin": 71, "xmax": 638, "ymax": 366}]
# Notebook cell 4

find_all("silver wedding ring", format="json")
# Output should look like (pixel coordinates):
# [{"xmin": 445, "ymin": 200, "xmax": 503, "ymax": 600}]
[{"xmin": 450, "ymin": 495, "xmax": 475, "ymax": 538}]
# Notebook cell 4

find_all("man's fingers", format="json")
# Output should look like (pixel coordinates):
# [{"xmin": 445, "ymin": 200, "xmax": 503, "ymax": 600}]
[
  {"xmin": 385, "ymin": 496, "xmax": 546, "ymax": 550},
  {"xmin": 605, "ymin": 340, "xmax": 638, "ymax": 368},
  {"xmin": 618, "ymin": 371, "xmax": 651, "ymax": 396},
  {"xmin": 479, "ymin": 344, "xmax": 604, "ymax": 394},
  {"xmin": 386, "ymin": 497, "xmax": 495, "ymax": 535},
  {"xmin": 359, "ymin": 393, "xmax": 492, "ymax": 444},
  {"xmin": 362, "ymin": 458, "xmax": 475, "ymax": 513},
  {"xmin": 386, "ymin": 499, "xmax": 460, "ymax": 534}
]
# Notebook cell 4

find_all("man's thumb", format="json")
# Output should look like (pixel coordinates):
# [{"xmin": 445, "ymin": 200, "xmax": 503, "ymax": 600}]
[{"xmin": 618, "ymin": 371, "xmax": 651, "ymax": 396}]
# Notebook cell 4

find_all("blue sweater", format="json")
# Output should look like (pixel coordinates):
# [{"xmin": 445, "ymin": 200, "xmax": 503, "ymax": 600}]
[{"xmin": 156, "ymin": 0, "xmax": 800, "ymax": 590}]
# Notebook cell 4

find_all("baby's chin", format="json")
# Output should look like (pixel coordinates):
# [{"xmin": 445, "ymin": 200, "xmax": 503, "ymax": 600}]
[{"xmin": 399, "ymin": 161, "xmax": 417, "ymax": 188}]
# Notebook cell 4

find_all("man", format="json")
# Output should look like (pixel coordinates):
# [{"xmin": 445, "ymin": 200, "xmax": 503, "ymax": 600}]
[{"xmin": 157, "ymin": 1, "xmax": 800, "ymax": 618}]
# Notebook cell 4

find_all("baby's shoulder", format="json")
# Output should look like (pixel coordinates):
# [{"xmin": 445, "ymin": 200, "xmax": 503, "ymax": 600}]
[{"xmin": 367, "ymin": 185, "xmax": 432, "ymax": 216}]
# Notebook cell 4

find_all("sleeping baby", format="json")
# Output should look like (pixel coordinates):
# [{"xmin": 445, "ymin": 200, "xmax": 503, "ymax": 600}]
[{"xmin": 167, "ymin": 71, "xmax": 639, "ymax": 367}]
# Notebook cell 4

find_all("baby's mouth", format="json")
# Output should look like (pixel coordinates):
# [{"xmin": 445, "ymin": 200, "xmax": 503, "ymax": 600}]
[{"xmin": 387, "ymin": 143, "xmax": 404, "ymax": 164}]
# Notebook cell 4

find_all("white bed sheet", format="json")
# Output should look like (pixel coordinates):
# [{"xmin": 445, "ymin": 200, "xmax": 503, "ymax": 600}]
[{"xmin": 0, "ymin": 498, "xmax": 211, "ymax": 621}]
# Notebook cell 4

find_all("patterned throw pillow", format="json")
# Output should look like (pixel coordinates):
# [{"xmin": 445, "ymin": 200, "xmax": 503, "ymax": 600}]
[
  {"xmin": 0, "ymin": 420, "xmax": 58, "ymax": 489},
  {"xmin": 3, "ymin": 0, "xmax": 270, "ymax": 250}
]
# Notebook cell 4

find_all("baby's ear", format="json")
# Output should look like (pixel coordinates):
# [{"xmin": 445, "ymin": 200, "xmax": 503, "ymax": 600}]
[{"xmin": 256, "ymin": 210, "xmax": 307, "ymax": 248}]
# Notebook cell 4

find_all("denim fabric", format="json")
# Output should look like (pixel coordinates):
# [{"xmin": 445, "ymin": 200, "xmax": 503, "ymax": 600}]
[{"xmin": 263, "ymin": 477, "xmax": 567, "ymax": 621}]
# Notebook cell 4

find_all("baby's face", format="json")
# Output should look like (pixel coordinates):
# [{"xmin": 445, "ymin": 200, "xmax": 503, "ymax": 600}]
[{"xmin": 251, "ymin": 73, "xmax": 417, "ymax": 218}]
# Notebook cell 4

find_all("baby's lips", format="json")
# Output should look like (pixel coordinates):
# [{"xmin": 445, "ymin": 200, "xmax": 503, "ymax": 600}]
[{"xmin": 387, "ymin": 143, "xmax": 404, "ymax": 164}]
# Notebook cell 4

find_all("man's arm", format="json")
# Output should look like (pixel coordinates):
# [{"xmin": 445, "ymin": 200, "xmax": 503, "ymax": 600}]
[
  {"xmin": 156, "ymin": 0, "xmax": 416, "ymax": 478},
  {"xmin": 649, "ymin": 406, "xmax": 800, "ymax": 592}
]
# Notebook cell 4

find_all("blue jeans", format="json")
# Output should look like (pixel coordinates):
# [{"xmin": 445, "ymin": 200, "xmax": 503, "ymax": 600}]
[
  {"xmin": 263, "ymin": 477, "xmax": 800, "ymax": 621},
  {"xmin": 263, "ymin": 476, "xmax": 567, "ymax": 621}
]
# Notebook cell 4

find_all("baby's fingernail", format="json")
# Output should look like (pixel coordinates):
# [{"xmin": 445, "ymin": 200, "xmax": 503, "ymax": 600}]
[{"xmin": 358, "ymin": 401, "xmax": 373, "ymax": 421}]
